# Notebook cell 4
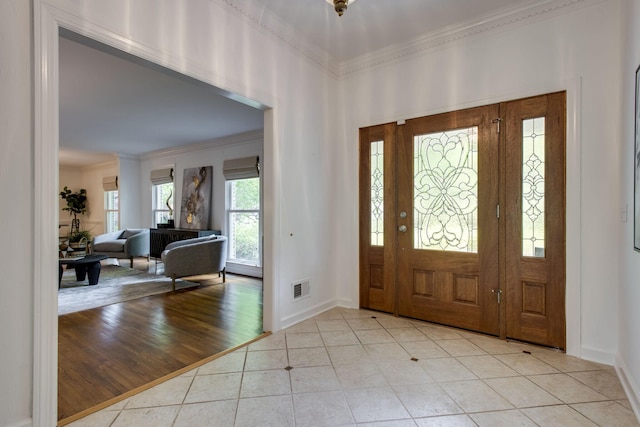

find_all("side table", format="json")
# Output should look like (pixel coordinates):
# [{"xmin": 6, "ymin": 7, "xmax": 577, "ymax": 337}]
[{"xmin": 59, "ymin": 254, "xmax": 109, "ymax": 288}]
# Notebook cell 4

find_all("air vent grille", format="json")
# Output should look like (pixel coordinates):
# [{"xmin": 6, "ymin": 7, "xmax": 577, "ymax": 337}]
[{"xmin": 292, "ymin": 280, "xmax": 310, "ymax": 301}]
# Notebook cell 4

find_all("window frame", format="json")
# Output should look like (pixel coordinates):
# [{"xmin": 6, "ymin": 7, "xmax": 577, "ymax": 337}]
[
  {"xmin": 152, "ymin": 182, "xmax": 175, "ymax": 227},
  {"xmin": 104, "ymin": 190, "xmax": 119, "ymax": 233},
  {"xmin": 226, "ymin": 177, "xmax": 262, "ymax": 268}
]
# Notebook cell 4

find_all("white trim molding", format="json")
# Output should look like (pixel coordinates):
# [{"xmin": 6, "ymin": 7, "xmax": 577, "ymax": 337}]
[
  {"xmin": 616, "ymin": 354, "xmax": 640, "ymax": 422},
  {"xmin": 280, "ymin": 300, "xmax": 338, "ymax": 331},
  {"xmin": 219, "ymin": 0, "xmax": 605, "ymax": 78},
  {"xmin": 33, "ymin": 2, "xmax": 60, "ymax": 426},
  {"xmin": 339, "ymin": 0, "xmax": 602, "ymax": 76}
]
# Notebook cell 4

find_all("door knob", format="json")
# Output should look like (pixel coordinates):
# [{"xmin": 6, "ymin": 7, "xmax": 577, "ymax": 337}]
[{"xmin": 398, "ymin": 225, "xmax": 407, "ymax": 232}]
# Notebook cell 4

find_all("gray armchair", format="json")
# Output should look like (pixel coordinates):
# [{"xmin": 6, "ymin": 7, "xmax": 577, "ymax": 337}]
[
  {"xmin": 161, "ymin": 235, "xmax": 227, "ymax": 289},
  {"xmin": 92, "ymin": 228, "xmax": 150, "ymax": 267}
]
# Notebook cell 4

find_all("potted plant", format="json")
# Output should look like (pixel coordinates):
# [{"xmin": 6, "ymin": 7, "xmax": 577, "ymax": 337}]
[{"xmin": 60, "ymin": 186, "xmax": 89, "ymax": 256}]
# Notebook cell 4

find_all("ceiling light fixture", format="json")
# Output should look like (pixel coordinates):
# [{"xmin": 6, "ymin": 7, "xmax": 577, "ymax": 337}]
[{"xmin": 327, "ymin": 0, "xmax": 356, "ymax": 17}]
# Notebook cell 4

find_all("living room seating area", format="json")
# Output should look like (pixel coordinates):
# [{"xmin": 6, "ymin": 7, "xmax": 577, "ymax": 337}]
[
  {"xmin": 92, "ymin": 228, "xmax": 150, "ymax": 267},
  {"xmin": 161, "ymin": 234, "xmax": 227, "ymax": 289}
]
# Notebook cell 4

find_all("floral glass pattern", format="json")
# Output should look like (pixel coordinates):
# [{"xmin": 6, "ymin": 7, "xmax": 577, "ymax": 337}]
[
  {"xmin": 522, "ymin": 117, "xmax": 546, "ymax": 257},
  {"xmin": 370, "ymin": 140, "xmax": 384, "ymax": 246},
  {"xmin": 413, "ymin": 127, "xmax": 478, "ymax": 252}
]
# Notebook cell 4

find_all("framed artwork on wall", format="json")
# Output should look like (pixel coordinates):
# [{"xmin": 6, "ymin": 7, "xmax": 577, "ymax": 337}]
[
  {"xmin": 635, "ymin": 65, "xmax": 640, "ymax": 251},
  {"xmin": 179, "ymin": 166, "xmax": 213, "ymax": 230}
]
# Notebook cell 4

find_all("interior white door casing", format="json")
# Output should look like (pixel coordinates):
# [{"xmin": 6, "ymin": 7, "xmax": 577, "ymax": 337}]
[{"xmin": 0, "ymin": 1, "xmax": 33, "ymax": 426}]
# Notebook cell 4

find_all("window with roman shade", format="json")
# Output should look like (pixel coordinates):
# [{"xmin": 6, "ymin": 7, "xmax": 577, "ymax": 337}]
[
  {"xmin": 150, "ymin": 167, "xmax": 175, "ymax": 227},
  {"xmin": 103, "ymin": 176, "xmax": 119, "ymax": 233},
  {"xmin": 150, "ymin": 167, "xmax": 174, "ymax": 185},
  {"xmin": 102, "ymin": 175, "xmax": 118, "ymax": 191},
  {"xmin": 224, "ymin": 156, "xmax": 261, "ymax": 270},
  {"xmin": 223, "ymin": 156, "xmax": 260, "ymax": 181}
]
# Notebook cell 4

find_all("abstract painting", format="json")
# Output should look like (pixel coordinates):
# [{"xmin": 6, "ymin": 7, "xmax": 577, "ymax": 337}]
[{"xmin": 179, "ymin": 166, "xmax": 212, "ymax": 230}]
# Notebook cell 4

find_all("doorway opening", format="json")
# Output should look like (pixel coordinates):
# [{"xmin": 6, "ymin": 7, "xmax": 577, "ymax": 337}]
[{"xmin": 56, "ymin": 29, "xmax": 268, "ymax": 422}]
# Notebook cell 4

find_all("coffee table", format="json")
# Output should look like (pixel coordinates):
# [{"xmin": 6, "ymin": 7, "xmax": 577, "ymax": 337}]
[{"xmin": 59, "ymin": 254, "xmax": 109, "ymax": 288}]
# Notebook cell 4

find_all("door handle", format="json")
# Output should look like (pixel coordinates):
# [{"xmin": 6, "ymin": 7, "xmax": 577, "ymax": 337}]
[
  {"xmin": 491, "ymin": 289, "xmax": 502, "ymax": 304},
  {"xmin": 398, "ymin": 225, "xmax": 407, "ymax": 233}
]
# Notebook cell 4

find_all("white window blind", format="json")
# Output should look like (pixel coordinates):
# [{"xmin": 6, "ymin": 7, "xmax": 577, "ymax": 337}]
[
  {"xmin": 102, "ymin": 175, "xmax": 118, "ymax": 191},
  {"xmin": 150, "ymin": 168, "xmax": 174, "ymax": 185},
  {"xmin": 223, "ymin": 156, "xmax": 259, "ymax": 181}
]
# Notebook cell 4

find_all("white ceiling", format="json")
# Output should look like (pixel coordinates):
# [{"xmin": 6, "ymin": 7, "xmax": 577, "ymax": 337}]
[
  {"xmin": 232, "ymin": 0, "xmax": 545, "ymax": 64},
  {"xmin": 58, "ymin": 33, "xmax": 266, "ymax": 166},
  {"xmin": 59, "ymin": 0, "xmax": 550, "ymax": 166}
]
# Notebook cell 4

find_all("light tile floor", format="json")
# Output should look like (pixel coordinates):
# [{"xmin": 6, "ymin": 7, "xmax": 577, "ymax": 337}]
[{"xmin": 68, "ymin": 308, "xmax": 639, "ymax": 426}]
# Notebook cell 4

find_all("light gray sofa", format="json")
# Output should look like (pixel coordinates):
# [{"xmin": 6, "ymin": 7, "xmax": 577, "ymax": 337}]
[
  {"xmin": 161, "ymin": 235, "xmax": 227, "ymax": 289},
  {"xmin": 92, "ymin": 228, "xmax": 150, "ymax": 267}
]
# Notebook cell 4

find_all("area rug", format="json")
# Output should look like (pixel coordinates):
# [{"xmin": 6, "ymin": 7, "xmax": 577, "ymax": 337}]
[{"xmin": 58, "ymin": 265, "xmax": 198, "ymax": 315}]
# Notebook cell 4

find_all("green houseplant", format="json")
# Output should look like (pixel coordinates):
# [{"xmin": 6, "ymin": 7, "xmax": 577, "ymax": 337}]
[{"xmin": 60, "ymin": 186, "xmax": 89, "ymax": 255}]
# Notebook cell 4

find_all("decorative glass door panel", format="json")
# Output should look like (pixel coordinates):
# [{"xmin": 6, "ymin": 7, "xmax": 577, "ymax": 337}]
[
  {"xmin": 397, "ymin": 106, "xmax": 500, "ymax": 335},
  {"xmin": 522, "ymin": 117, "xmax": 546, "ymax": 257},
  {"xmin": 370, "ymin": 140, "xmax": 384, "ymax": 246},
  {"xmin": 414, "ymin": 127, "xmax": 479, "ymax": 252}
]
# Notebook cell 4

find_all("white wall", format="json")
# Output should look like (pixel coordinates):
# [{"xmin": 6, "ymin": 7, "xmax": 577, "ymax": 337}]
[
  {"xmin": 619, "ymin": 0, "xmax": 640, "ymax": 417},
  {"xmin": 336, "ymin": 0, "xmax": 622, "ymax": 362},
  {"xmin": 0, "ymin": 1, "xmax": 33, "ymax": 426},
  {"xmin": 6, "ymin": 0, "xmax": 634, "ymax": 425},
  {"xmin": 139, "ymin": 133, "xmax": 263, "ymax": 233},
  {"xmin": 117, "ymin": 156, "xmax": 144, "ymax": 229}
]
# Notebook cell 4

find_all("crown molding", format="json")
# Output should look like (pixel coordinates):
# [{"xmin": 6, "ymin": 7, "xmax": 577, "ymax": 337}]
[
  {"xmin": 339, "ymin": 0, "xmax": 600, "ymax": 76},
  {"xmin": 140, "ymin": 130, "xmax": 264, "ymax": 160},
  {"xmin": 217, "ymin": 0, "xmax": 340, "ymax": 76},
  {"xmin": 220, "ymin": 0, "xmax": 603, "ymax": 79}
]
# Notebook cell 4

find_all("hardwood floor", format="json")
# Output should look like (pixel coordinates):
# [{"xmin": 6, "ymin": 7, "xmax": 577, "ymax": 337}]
[{"xmin": 58, "ymin": 263, "xmax": 263, "ymax": 422}]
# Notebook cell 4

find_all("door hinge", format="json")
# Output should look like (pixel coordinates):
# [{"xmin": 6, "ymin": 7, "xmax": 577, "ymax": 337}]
[
  {"xmin": 492, "ymin": 118, "xmax": 502, "ymax": 133},
  {"xmin": 496, "ymin": 204, "xmax": 500, "ymax": 219}
]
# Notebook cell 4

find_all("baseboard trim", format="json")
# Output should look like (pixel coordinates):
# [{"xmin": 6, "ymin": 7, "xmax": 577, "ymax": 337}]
[
  {"xmin": 580, "ymin": 346, "xmax": 616, "ymax": 365},
  {"xmin": 226, "ymin": 262, "xmax": 263, "ymax": 278},
  {"xmin": 280, "ymin": 300, "xmax": 338, "ymax": 330},
  {"xmin": 337, "ymin": 298, "xmax": 357, "ymax": 308},
  {"xmin": 616, "ymin": 355, "xmax": 640, "ymax": 422}
]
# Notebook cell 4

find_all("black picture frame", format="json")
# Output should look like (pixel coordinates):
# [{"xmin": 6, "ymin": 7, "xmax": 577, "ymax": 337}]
[{"xmin": 635, "ymin": 65, "xmax": 640, "ymax": 251}]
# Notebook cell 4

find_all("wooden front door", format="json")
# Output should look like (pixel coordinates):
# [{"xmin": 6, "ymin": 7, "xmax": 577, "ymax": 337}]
[
  {"xmin": 396, "ymin": 105, "xmax": 501, "ymax": 335},
  {"xmin": 359, "ymin": 92, "xmax": 566, "ymax": 349}
]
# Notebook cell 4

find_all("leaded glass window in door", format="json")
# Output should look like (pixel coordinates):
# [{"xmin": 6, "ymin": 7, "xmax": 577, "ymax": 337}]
[
  {"xmin": 370, "ymin": 140, "xmax": 384, "ymax": 246},
  {"xmin": 522, "ymin": 117, "xmax": 546, "ymax": 257},
  {"xmin": 413, "ymin": 127, "xmax": 479, "ymax": 252}
]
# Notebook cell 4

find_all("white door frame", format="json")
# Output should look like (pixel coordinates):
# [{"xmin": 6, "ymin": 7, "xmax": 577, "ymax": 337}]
[{"xmin": 32, "ymin": 3, "xmax": 277, "ymax": 424}]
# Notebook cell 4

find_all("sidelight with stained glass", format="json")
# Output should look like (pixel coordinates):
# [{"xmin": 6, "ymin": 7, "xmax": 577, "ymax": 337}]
[
  {"xmin": 522, "ymin": 117, "xmax": 546, "ymax": 257},
  {"xmin": 370, "ymin": 140, "xmax": 384, "ymax": 246}
]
